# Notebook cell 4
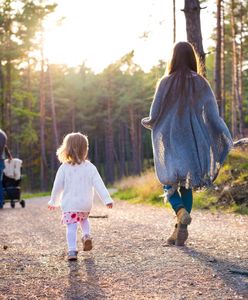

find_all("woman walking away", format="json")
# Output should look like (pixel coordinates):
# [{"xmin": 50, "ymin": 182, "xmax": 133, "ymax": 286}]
[
  {"xmin": 48, "ymin": 132, "xmax": 113, "ymax": 260},
  {"xmin": 141, "ymin": 42, "xmax": 233, "ymax": 246}
]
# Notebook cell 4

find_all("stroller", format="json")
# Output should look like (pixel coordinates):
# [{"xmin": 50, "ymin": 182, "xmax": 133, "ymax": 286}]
[{"xmin": 2, "ymin": 158, "xmax": 25, "ymax": 208}]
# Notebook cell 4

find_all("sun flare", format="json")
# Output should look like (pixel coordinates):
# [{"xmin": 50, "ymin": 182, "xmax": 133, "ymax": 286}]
[{"xmin": 43, "ymin": 0, "xmax": 215, "ymax": 73}]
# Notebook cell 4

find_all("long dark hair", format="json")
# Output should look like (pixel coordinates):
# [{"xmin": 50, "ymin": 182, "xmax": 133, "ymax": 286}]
[
  {"xmin": 156, "ymin": 42, "xmax": 204, "ymax": 117},
  {"xmin": 165, "ymin": 41, "xmax": 203, "ymax": 96}
]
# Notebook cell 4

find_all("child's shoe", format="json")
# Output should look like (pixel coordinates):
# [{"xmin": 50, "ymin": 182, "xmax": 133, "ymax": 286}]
[
  {"xmin": 68, "ymin": 250, "xmax": 77, "ymax": 261},
  {"xmin": 175, "ymin": 224, "xmax": 188, "ymax": 246},
  {"xmin": 82, "ymin": 235, "xmax": 93, "ymax": 251},
  {"xmin": 167, "ymin": 224, "xmax": 178, "ymax": 245},
  {"xmin": 176, "ymin": 208, "xmax": 192, "ymax": 225}
]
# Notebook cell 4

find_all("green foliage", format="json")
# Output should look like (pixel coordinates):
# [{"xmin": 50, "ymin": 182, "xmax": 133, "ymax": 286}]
[
  {"xmin": 113, "ymin": 188, "xmax": 138, "ymax": 201},
  {"xmin": 208, "ymin": 0, "xmax": 248, "ymax": 129},
  {"xmin": 113, "ymin": 188, "xmax": 164, "ymax": 207},
  {"xmin": 0, "ymin": 0, "xmax": 56, "ymax": 60},
  {"xmin": 193, "ymin": 190, "xmax": 218, "ymax": 210},
  {"xmin": 231, "ymin": 204, "xmax": 248, "ymax": 215},
  {"xmin": 205, "ymin": 51, "xmax": 214, "ymax": 86},
  {"xmin": 1, "ymin": 0, "xmax": 247, "ymax": 195},
  {"xmin": 0, "ymin": 35, "xmax": 166, "ymax": 190}
]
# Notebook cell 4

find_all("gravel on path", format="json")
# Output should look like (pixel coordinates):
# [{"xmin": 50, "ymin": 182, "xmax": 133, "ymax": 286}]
[{"xmin": 0, "ymin": 197, "xmax": 247, "ymax": 300}]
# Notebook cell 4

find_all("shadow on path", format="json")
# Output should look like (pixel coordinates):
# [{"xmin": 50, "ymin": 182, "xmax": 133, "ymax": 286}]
[
  {"xmin": 64, "ymin": 257, "xmax": 106, "ymax": 300},
  {"xmin": 181, "ymin": 247, "xmax": 248, "ymax": 298}
]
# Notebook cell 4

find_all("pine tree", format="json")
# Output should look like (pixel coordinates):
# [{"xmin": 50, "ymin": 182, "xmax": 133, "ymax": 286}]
[{"xmin": 183, "ymin": 0, "xmax": 206, "ymax": 73}]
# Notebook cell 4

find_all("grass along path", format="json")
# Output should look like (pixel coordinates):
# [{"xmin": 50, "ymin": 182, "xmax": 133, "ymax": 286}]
[{"xmin": 114, "ymin": 149, "xmax": 248, "ymax": 215}]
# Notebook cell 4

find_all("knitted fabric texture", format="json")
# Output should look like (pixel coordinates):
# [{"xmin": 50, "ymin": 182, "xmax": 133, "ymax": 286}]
[{"xmin": 141, "ymin": 73, "xmax": 233, "ymax": 188}]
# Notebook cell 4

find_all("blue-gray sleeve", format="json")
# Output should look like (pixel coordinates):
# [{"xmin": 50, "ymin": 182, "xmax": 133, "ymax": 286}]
[
  {"xmin": 141, "ymin": 77, "xmax": 168, "ymax": 130},
  {"xmin": 203, "ymin": 83, "xmax": 233, "ymax": 164}
]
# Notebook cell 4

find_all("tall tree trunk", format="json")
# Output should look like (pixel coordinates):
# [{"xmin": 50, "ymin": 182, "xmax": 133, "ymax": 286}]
[
  {"xmin": 39, "ymin": 39, "xmax": 48, "ymax": 190},
  {"xmin": 71, "ymin": 99, "xmax": 76, "ymax": 131},
  {"xmin": 0, "ymin": 61, "xmax": 4, "ymax": 127},
  {"xmin": 238, "ymin": 2, "xmax": 244, "ymax": 137},
  {"xmin": 215, "ymin": 0, "xmax": 222, "ymax": 117},
  {"xmin": 104, "ymin": 98, "xmax": 115, "ymax": 183},
  {"xmin": 50, "ymin": 147, "xmax": 56, "ymax": 186},
  {"xmin": 94, "ymin": 136, "xmax": 99, "ymax": 169},
  {"xmin": 129, "ymin": 105, "xmax": 141, "ymax": 175},
  {"xmin": 173, "ymin": 0, "xmax": 176, "ymax": 43},
  {"xmin": 129, "ymin": 105, "xmax": 136, "ymax": 174},
  {"xmin": 4, "ymin": 6, "xmax": 12, "ymax": 140},
  {"xmin": 125, "ymin": 124, "xmax": 131, "ymax": 175},
  {"xmin": 47, "ymin": 63, "xmax": 59, "ymax": 181},
  {"xmin": 221, "ymin": 0, "xmax": 226, "ymax": 120},
  {"xmin": 26, "ymin": 59, "xmax": 33, "ymax": 191},
  {"xmin": 136, "ymin": 118, "xmax": 142, "ymax": 174},
  {"xmin": 230, "ymin": 0, "xmax": 242, "ymax": 137},
  {"xmin": 47, "ymin": 64, "xmax": 59, "ymax": 149},
  {"xmin": 183, "ymin": 0, "xmax": 206, "ymax": 74},
  {"xmin": 118, "ymin": 123, "xmax": 126, "ymax": 178},
  {"xmin": 5, "ymin": 59, "xmax": 11, "ymax": 142}
]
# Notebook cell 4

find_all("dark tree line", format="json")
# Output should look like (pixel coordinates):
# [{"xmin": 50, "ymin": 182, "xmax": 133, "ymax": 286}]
[
  {"xmin": 212, "ymin": 0, "xmax": 248, "ymax": 138},
  {"xmin": 0, "ymin": 0, "xmax": 247, "ymax": 190}
]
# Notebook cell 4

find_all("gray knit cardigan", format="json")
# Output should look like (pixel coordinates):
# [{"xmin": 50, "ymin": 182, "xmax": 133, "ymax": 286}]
[{"xmin": 141, "ymin": 72, "xmax": 233, "ymax": 188}]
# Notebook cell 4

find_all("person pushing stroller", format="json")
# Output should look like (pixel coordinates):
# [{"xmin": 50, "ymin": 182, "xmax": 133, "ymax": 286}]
[{"xmin": 0, "ymin": 129, "xmax": 12, "ymax": 209}]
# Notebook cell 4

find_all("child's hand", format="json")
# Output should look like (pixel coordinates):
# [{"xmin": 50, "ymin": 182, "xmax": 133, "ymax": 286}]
[
  {"xmin": 106, "ymin": 203, "xmax": 113, "ymax": 209},
  {"xmin": 48, "ymin": 205, "xmax": 56, "ymax": 211}
]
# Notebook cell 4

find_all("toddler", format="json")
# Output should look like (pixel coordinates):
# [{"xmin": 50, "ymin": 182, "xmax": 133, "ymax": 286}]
[{"xmin": 48, "ymin": 132, "xmax": 113, "ymax": 260}]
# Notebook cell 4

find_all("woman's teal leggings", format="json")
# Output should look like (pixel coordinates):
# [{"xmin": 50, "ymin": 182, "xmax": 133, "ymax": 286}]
[{"xmin": 163, "ymin": 185, "xmax": 193, "ymax": 214}]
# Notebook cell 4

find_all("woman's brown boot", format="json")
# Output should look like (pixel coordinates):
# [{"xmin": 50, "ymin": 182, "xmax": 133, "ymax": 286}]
[
  {"xmin": 175, "ymin": 224, "xmax": 188, "ymax": 246},
  {"xmin": 175, "ymin": 208, "xmax": 191, "ymax": 246},
  {"xmin": 176, "ymin": 208, "xmax": 192, "ymax": 225},
  {"xmin": 167, "ymin": 224, "xmax": 178, "ymax": 245}
]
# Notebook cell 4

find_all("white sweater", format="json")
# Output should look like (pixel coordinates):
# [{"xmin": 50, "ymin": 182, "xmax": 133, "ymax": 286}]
[{"xmin": 48, "ymin": 161, "xmax": 113, "ymax": 212}]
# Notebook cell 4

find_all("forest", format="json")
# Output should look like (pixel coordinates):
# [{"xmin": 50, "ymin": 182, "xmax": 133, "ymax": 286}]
[{"xmin": 0, "ymin": 0, "xmax": 248, "ymax": 191}]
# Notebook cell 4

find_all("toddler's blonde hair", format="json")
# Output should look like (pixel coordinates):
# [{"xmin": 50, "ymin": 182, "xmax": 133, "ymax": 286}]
[{"xmin": 57, "ymin": 132, "xmax": 88, "ymax": 165}]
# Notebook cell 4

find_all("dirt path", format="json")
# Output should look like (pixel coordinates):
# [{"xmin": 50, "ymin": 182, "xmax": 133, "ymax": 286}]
[{"xmin": 0, "ymin": 197, "xmax": 247, "ymax": 300}]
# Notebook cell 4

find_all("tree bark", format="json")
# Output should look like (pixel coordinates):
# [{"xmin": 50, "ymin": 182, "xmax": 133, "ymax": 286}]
[
  {"xmin": 183, "ymin": 0, "xmax": 206, "ymax": 74},
  {"xmin": 5, "ymin": 59, "xmax": 12, "ymax": 142},
  {"xmin": 173, "ymin": 0, "xmax": 176, "ymax": 43},
  {"xmin": 26, "ymin": 59, "xmax": 34, "ymax": 191},
  {"xmin": 136, "ymin": 118, "xmax": 142, "ymax": 174},
  {"xmin": 221, "ymin": 0, "xmax": 226, "ymax": 120},
  {"xmin": 238, "ymin": 2, "xmax": 244, "ymax": 137},
  {"xmin": 71, "ymin": 99, "xmax": 76, "ymax": 132},
  {"xmin": 94, "ymin": 136, "xmax": 100, "ymax": 170},
  {"xmin": 3, "ymin": 4, "xmax": 12, "ymax": 140},
  {"xmin": 39, "ymin": 39, "xmax": 48, "ymax": 190},
  {"xmin": 129, "ymin": 105, "xmax": 141, "ymax": 175},
  {"xmin": 118, "ymin": 123, "xmax": 126, "ymax": 178},
  {"xmin": 215, "ymin": 0, "xmax": 222, "ymax": 117},
  {"xmin": 47, "ymin": 64, "xmax": 59, "ymax": 149},
  {"xmin": 125, "ymin": 124, "xmax": 131, "ymax": 175},
  {"xmin": 104, "ymin": 98, "xmax": 115, "ymax": 183},
  {"xmin": 0, "ymin": 61, "xmax": 4, "ymax": 127},
  {"xmin": 230, "ymin": 0, "xmax": 242, "ymax": 137}
]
